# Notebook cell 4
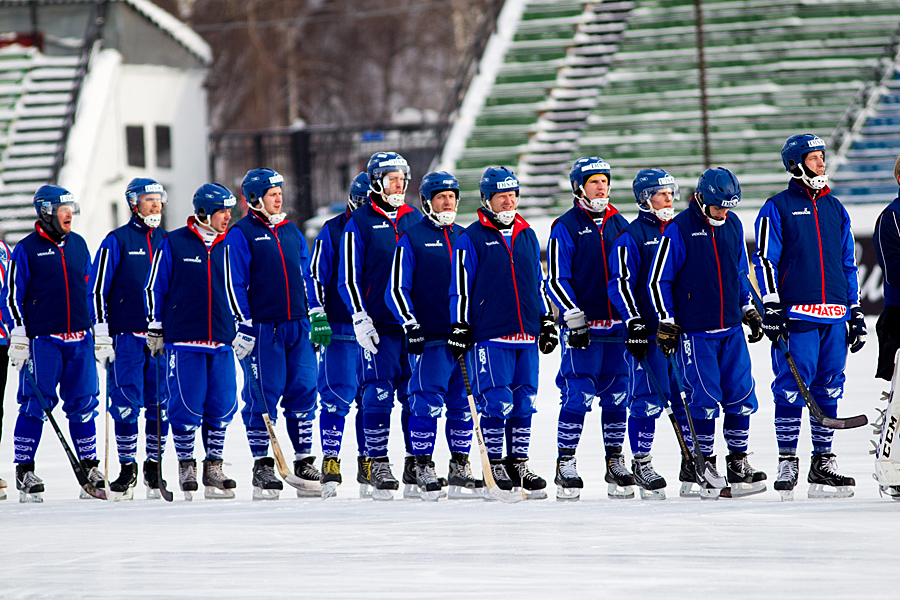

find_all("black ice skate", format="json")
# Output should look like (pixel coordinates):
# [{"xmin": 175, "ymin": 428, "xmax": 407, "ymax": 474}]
[
  {"xmin": 725, "ymin": 451, "xmax": 767, "ymax": 498},
  {"xmin": 109, "ymin": 462, "xmax": 138, "ymax": 501},
  {"xmin": 0, "ymin": 476, "xmax": 6, "ymax": 501},
  {"xmin": 292, "ymin": 456, "xmax": 322, "ymax": 498},
  {"xmin": 554, "ymin": 451, "xmax": 583, "ymax": 502},
  {"xmin": 202, "ymin": 459, "xmax": 237, "ymax": 500},
  {"xmin": 143, "ymin": 459, "xmax": 167, "ymax": 500},
  {"xmin": 252, "ymin": 457, "xmax": 282, "ymax": 501},
  {"xmin": 369, "ymin": 457, "xmax": 399, "ymax": 501},
  {"xmin": 178, "ymin": 459, "xmax": 199, "ymax": 501},
  {"xmin": 698, "ymin": 455, "xmax": 727, "ymax": 501},
  {"xmin": 402, "ymin": 455, "xmax": 419, "ymax": 499},
  {"xmin": 447, "ymin": 452, "xmax": 485, "ymax": 499},
  {"xmin": 774, "ymin": 454, "xmax": 799, "ymax": 502},
  {"xmin": 808, "ymin": 453, "xmax": 855, "ymax": 499},
  {"xmin": 79, "ymin": 459, "xmax": 106, "ymax": 500},
  {"xmin": 678, "ymin": 453, "xmax": 700, "ymax": 498},
  {"xmin": 880, "ymin": 485, "xmax": 900, "ymax": 501},
  {"xmin": 487, "ymin": 458, "xmax": 514, "ymax": 494},
  {"xmin": 357, "ymin": 456, "xmax": 373, "ymax": 499},
  {"xmin": 604, "ymin": 448, "xmax": 635, "ymax": 499},
  {"xmin": 632, "ymin": 454, "xmax": 666, "ymax": 500},
  {"xmin": 506, "ymin": 457, "xmax": 548, "ymax": 500},
  {"xmin": 16, "ymin": 462, "xmax": 44, "ymax": 503},
  {"xmin": 321, "ymin": 456, "xmax": 341, "ymax": 499},
  {"xmin": 414, "ymin": 456, "xmax": 442, "ymax": 502}
]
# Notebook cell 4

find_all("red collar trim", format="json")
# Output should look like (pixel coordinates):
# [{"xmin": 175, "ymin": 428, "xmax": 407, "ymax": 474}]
[
  {"xmin": 34, "ymin": 222, "xmax": 66, "ymax": 244},
  {"xmin": 187, "ymin": 216, "xmax": 226, "ymax": 247},
  {"xmin": 249, "ymin": 208, "xmax": 290, "ymax": 231},
  {"xmin": 371, "ymin": 202, "xmax": 414, "ymax": 221},
  {"xmin": 477, "ymin": 209, "xmax": 530, "ymax": 242}
]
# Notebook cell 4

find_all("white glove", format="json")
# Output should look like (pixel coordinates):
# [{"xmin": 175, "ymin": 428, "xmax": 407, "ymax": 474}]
[
  {"xmin": 8, "ymin": 335, "xmax": 29, "ymax": 371},
  {"xmin": 146, "ymin": 325, "xmax": 164, "ymax": 358},
  {"xmin": 352, "ymin": 311, "xmax": 380, "ymax": 354},
  {"xmin": 94, "ymin": 335, "xmax": 115, "ymax": 366},
  {"xmin": 233, "ymin": 331, "xmax": 255, "ymax": 360}
]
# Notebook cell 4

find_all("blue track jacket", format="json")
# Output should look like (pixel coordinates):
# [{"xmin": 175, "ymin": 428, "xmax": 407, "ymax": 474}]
[
  {"xmin": 386, "ymin": 217, "xmax": 460, "ymax": 341},
  {"xmin": 306, "ymin": 209, "xmax": 353, "ymax": 324},
  {"xmin": 875, "ymin": 195, "xmax": 900, "ymax": 308}
]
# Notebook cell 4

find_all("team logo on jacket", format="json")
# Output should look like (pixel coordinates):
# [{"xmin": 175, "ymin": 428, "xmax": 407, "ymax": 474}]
[
  {"xmin": 128, "ymin": 249, "xmax": 147, "ymax": 256},
  {"xmin": 37, "ymin": 249, "xmax": 55, "ymax": 257},
  {"xmin": 372, "ymin": 222, "xmax": 390, "ymax": 229},
  {"xmin": 644, "ymin": 238, "xmax": 659, "ymax": 246},
  {"xmin": 425, "ymin": 241, "xmax": 443, "ymax": 247},
  {"xmin": 184, "ymin": 256, "xmax": 202, "ymax": 263},
  {"xmin": 577, "ymin": 227, "xmax": 592, "ymax": 236},
  {"xmin": 254, "ymin": 234, "xmax": 272, "ymax": 241},
  {"xmin": 792, "ymin": 208, "xmax": 811, "ymax": 216},
  {"xmin": 691, "ymin": 231, "xmax": 707, "ymax": 237},
  {"xmin": 485, "ymin": 241, "xmax": 499, "ymax": 246}
]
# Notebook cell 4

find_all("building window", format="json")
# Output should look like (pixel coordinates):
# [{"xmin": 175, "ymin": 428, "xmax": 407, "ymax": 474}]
[
  {"xmin": 126, "ymin": 125, "xmax": 145, "ymax": 168},
  {"xmin": 156, "ymin": 125, "xmax": 172, "ymax": 169}
]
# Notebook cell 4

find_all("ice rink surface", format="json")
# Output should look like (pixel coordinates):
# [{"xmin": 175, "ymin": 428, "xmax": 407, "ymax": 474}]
[{"xmin": 2, "ymin": 319, "xmax": 898, "ymax": 599}]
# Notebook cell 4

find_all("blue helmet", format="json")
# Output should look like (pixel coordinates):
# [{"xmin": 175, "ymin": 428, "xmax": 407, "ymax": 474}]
[
  {"xmin": 479, "ymin": 166, "xmax": 519, "ymax": 225},
  {"xmin": 33, "ymin": 184, "xmax": 79, "ymax": 219},
  {"xmin": 695, "ymin": 167, "xmax": 740, "ymax": 226},
  {"xmin": 569, "ymin": 157, "xmax": 611, "ymax": 194},
  {"xmin": 782, "ymin": 133, "xmax": 828, "ymax": 190},
  {"xmin": 348, "ymin": 172, "xmax": 370, "ymax": 210},
  {"xmin": 192, "ymin": 182, "xmax": 236, "ymax": 219},
  {"xmin": 367, "ymin": 152, "xmax": 410, "ymax": 205},
  {"xmin": 419, "ymin": 171, "xmax": 459, "ymax": 226},
  {"xmin": 241, "ymin": 168, "xmax": 284, "ymax": 208},
  {"xmin": 632, "ymin": 168, "xmax": 679, "ymax": 206},
  {"xmin": 125, "ymin": 178, "xmax": 167, "ymax": 209}
]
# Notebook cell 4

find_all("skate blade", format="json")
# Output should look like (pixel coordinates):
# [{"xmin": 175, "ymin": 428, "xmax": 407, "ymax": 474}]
[
  {"xmin": 808, "ymin": 483, "xmax": 854, "ymax": 499},
  {"xmin": 699, "ymin": 487, "xmax": 720, "ymax": 501},
  {"xmin": 402, "ymin": 483, "xmax": 420, "ymax": 499},
  {"xmin": 726, "ymin": 482, "xmax": 767, "ymax": 498},
  {"xmin": 183, "ymin": 490, "xmax": 194, "ymax": 501},
  {"xmin": 205, "ymin": 486, "xmax": 236, "ymax": 500},
  {"xmin": 639, "ymin": 487, "xmax": 666, "ymax": 501},
  {"xmin": 372, "ymin": 488, "xmax": 394, "ymax": 501},
  {"xmin": 516, "ymin": 487, "xmax": 548, "ymax": 500},
  {"xmin": 874, "ymin": 460, "xmax": 900, "ymax": 486},
  {"xmin": 358, "ymin": 483, "xmax": 373, "ymax": 499},
  {"xmin": 284, "ymin": 473, "xmax": 322, "ymax": 493},
  {"xmin": 448, "ymin": 485, "xmax": 486, "ymax": 499},
  {"xmin": 252, "ymin": 487, "xmax": 281, "ymax": 501},
  {"xmin": 321, "ymin": 481, "xmax": 339, "ymax": 499},
  {"xmin": 679, "ymin": 482, "xmax": 701, "ymax": 498},
  {"xmin": 146, "ymin": 487, "xmax": 162, "ymax": 500},
  {"xmin": 19, "ymin": 491, "xmax": 43, "ymax": 503},
  {"xmin": 112, "ymin": 488, "xmax": 135, "ymax": 502},
  {"xmin": 607, "ymin": 483, "xmax": 635, "ymax": 500},
  {"xmin": 419, "ymin": 489, "xmax": 441, "ymax": 502},
  {"xmin": 556, "ymin": 485, "xmax": 581, "ymax": 501},
  {"xmin": 79, "ymin": 484, "xmax": 107, "ymax": 500},
  {"xmin": 778, "ymin": 489, "xmax": 794, "ymax": 502}
]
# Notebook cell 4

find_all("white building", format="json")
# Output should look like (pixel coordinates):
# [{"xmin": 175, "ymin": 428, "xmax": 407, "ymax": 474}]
[{"xmin": 0, "ymin": 0, "xmax": 211, "ymax": 249}]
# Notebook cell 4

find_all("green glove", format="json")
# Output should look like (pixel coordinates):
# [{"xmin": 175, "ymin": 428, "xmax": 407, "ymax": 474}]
[{"xmin": 310, "ymin": 312, "xmax": 332, "ymax": 347}]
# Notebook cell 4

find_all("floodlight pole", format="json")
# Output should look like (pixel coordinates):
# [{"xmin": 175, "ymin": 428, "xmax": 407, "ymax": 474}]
[{"xmin": 694, "ymin": 0, "xmax": 712, "ymax": 169}]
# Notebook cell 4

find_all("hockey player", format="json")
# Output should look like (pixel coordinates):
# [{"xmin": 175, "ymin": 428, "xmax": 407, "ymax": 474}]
[
  {"xmin": 873, "ymin": 154, "xmax": 900, "ymax": 499},
  {"xmin": 449, "ymin": 166, "xmax": 557, "ymax": 499},
  {"xmin": 89, "ymin": 178, "xmax": 168, "ymax": 500},
  {"xmin": 754, "ymin": 134, "xmax": 864, "ymax": 500},
  {"xmin": 0, "ymin": 233, "xmax": 12, "ymax": 500},
  {"xmin": 649, "ymin": 167, "xmax": 766, "ymax": 500},
  {"xmin": 386, "ymin": 171, "xmax": 483, "ymax": 501},
  {"xmin": 145, "ymin": 183, "xmax": 239, "ymax": 500},
  {"xmin": 306, "ymin": 172, "xmax": 370, "ymax": 499},
  {"xmin": 225, "ymin": 168, "xmax": 321, "ymax": 500},
  {"xmin": 608, "ymin": 168, "xmax": 696, "ymax": 500},
  {"xmin": 3, "ymin": 185, "xmax": 104, "ymax": 502},
  {"xmin": 546, "ymin": 157, "xmax": 632, "ymax": 501},
  {"xmin": 338, "ymin": 152, "xmax": 422, "ymax": 500}
]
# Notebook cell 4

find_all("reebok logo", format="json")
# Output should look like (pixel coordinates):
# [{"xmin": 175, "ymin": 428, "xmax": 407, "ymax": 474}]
[
  {"xmin": 183, "ymin": 256, "xmax": 202, "ymax": 263},
  {"xmin": 792, "ymin": 208, "xmax": 811, "ymax": 216}
]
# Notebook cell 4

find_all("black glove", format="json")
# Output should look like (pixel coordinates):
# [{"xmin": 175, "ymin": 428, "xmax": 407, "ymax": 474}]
[
  {"xmin": 656, "ymin": 322, "xmax": 680, "ymax": 357},
  {"xmin": 762, "ymin": 302, "xmax": 787, "ymax": 343},
  {"xmin": 563, "ymin": 309, "xmax": 590, "ymax": 349},
  {"xmin": 847, "ymin": 306, "xmax": 867, "ymax": 353},
  {"xmin": 539, "ymin": 315, "xmax": 559, "ymax": 355},
  {"xmin": 448, "ymin": 322, "xmax": 472, "ymax": 361},
  {"xmin": 742, "ymin": 308, "xmax": 764, "ymax": 344},
  {"xmin": 625, "ymin": 318, "xmax": 650, "ymax": 362},
  {"xmin": 405, "ymin": 323, "xmax": 425, "ymax": 355}
]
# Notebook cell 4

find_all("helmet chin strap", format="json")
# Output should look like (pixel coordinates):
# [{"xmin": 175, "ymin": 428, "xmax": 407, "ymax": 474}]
[
  {"xmin": 138, "ymin": 211, "xmax": 161, "ymax": 228},
  {"xmin": 697, "ymin": 198, "xmax": 726, "ymax": 227},
  {"xmin": 254, "ymin": 203, "xmax": 285, "ymax": 225},
  {"xmin": 794, "ymin": 165, "xmax": 828, "ymax": 190},
  {"xmin": 383, "ymin": 192, "xmax": 406, "ymax": 208},
  {"xmin": 643, "ymin": 204, "xmax": 675, "ymax": 222},
  {"xmin": 577, "ymin": 193, "xmax": 608, "ymax": 213}
]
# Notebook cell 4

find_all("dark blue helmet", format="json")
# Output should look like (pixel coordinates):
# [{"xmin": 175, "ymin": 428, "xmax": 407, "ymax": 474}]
[
  {"xmin": 696, "ymin": 167, "xmax": 741, "ymax": 216},
  {"xmin": 192, "ymin": 183, "xmax": 236, "ymax": 219},
  {"xmin": 33, "ymin": 184, "xmax": 79, "ymax": 218},
  {"xmin": 569, "ymin": 157, "xmax": 611, "ymax": 195},
  {"xmin": 125, "ymin": 178, "xmax": 167, "ymax": 209},
  {"xmin": 632, "ymin": 168, "xmax": 679, "ymax": 206},
  {"xmin": 241, "ymin": 168, "xmax": 284, "ymax": 208},
  {"xmin": 419, "ymin": 171, "xmax": 459, "ymax": 226},
  {"xmin": 348, "ymin": 172, "xmax": 370, "ymax": 210}
]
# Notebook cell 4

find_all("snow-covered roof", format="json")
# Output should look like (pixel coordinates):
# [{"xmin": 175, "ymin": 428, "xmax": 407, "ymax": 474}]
[{"xmin": 120, "ymin": 0, "xmax": 212, "ymax": 65}]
